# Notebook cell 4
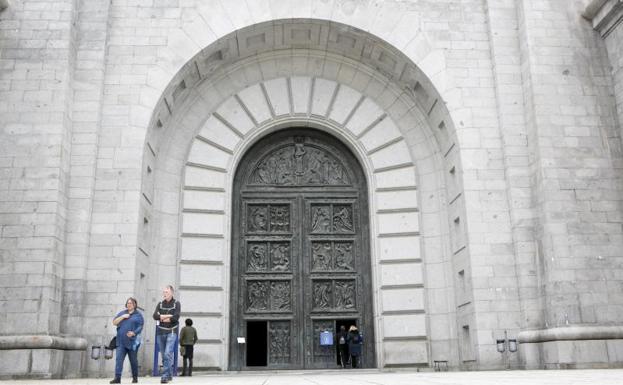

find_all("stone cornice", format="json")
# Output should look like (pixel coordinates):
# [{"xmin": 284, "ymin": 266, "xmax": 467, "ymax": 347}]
[
  {"xmin": 518, "ymin": 325, "xmax": 623, "ymax": 343},
  {"xmin": 584, "ymin": 0, "xmax": 623, "ymax": 38}
]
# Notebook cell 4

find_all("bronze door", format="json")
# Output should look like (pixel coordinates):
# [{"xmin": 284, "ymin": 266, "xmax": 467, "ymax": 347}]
[{"xmin": 229, "ymin": 129, "xmax": 374, "ymax": 370}]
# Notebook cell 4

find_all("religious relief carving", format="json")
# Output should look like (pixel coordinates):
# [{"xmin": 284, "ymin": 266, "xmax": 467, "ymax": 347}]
[
  {"xmin": 247, "ymin": 242, "xmax": 268, "ymax": 271},
  {"xmin": 312, "ymin": 281, "xmax": 332, "ymax": 310},
  {"xmin": 333, "ymin": 205, "xmax": 353, "ymax": 233},
  {"xmin": 271, "ymin": 242, "xmax": 291, "ymax": 272},
  {"xmin": 270, "ymin": 205, "xmax": 290, "ymax": 232},
  {"xmin": 247, "ymin": 205, "xmax": 268, "ymax": 232},
  {"xmin": 334, "ymin": 242, "xmax": 354, "ymax": 270},
  {"xmin": 312, "ymin": 242, "xmax": 332, "ymax": 271},
  {"xmin": 269, "ymin": 321, "xmax": 291, "ymax": 364},
  {"xmin": 311, "ymin": 206, "xmax": 331, "ymax": 233},
  {"xmin": 270, "ymin": 281, "xmax": 291, "ymax": 311},
  {"xmin": 335, "ymin": 280, "xmax": 356, "ymax": 310},
  {"xmin": 247, "ymin": 281, "xmax": 269, "ymax": 311},
  {"xmin": 249, "ymin": 139, "xmax": 350, "ymax": 186}
]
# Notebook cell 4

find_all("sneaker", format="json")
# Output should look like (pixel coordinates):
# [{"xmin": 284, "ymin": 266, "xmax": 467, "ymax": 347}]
[{"xmin": 109, "ymin": 379, "xmax": 121, "ymax": 384}]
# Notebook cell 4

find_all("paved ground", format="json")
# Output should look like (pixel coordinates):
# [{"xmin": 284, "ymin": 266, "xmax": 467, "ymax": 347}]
[{"xmin": 3, "ymin": 369, "xmax": 623, "ymax": 385}]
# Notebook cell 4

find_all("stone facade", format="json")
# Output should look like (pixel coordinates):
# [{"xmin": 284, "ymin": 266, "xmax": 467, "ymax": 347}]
[{"xmin": 0, "ymin": 0, "xmax": 622, "ymax": 378}]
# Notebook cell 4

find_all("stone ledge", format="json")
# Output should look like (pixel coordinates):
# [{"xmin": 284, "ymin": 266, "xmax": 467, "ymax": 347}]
[
  {"xmin": 518, "ymin": 326, "xmax": 623, "ymax": 343},
  {"xmin": 0, "ymin": 335, "xmax": 87, "ymax": 351},
  {"xmin": 584, "ymin": 0, "xmax": 623, "ymax": 37}
]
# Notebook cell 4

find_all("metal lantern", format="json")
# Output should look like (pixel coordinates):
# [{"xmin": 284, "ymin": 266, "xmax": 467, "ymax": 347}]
[
  {"xmin": 90, "ymin": 345, "xmax": 101, "ymax": 360},
  {"xmin": 508, "ymin": 339, "xmax": 517, "ymax": 353},
  {"xmin": 496, "ymin": 339, "xmax": 506, "ymax": 353}
]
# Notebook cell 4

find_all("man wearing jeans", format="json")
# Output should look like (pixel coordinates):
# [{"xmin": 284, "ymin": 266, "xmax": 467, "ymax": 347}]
[{"xmin": 153, "ymin": 285, "xmax": 181, "ymax": 384}]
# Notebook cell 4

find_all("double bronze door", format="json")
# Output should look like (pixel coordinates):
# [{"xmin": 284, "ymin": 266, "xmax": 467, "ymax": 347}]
[{"xmin": 229, "ymin": 129, "xmax": 374, "ymax": 370}]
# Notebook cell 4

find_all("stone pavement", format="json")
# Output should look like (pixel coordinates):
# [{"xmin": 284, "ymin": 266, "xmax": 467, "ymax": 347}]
[{"xmin": 3, "ymin": 369, "xmax": 623, "ymax": 385}]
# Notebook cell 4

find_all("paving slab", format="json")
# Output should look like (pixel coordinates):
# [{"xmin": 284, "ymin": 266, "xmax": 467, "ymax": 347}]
[{"xmin": 3, "ymin": 369, "xmax": 623, "ymax": 385}]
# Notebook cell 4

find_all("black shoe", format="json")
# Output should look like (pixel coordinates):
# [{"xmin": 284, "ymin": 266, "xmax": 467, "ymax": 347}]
[
  {"xmin": 110, "ymin": 379, "xmax": 121, "ymax": 384},
  {"xmin": 132, "ymin": 377, "xmax": 138, "ymax": 383},
  {"xmin": 160, "ymin": 379, "xmax": 168, "ymax": 384}
]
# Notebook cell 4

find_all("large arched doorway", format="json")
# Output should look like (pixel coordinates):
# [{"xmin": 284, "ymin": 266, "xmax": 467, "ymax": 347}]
[{"xmin": 229, "ymin": 128, "xmax": 375, "ymax": 370}]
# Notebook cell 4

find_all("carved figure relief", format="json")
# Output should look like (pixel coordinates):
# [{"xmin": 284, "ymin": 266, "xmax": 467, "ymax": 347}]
[
  {"xmin": 249, "ymin": 138, "xmax": 350, "ymax": 186},
  {"xmin": 248, "ymin": 206, "xmax": 268, "ymax": 232},
  {"xmin": 334, "ymin": 242, "xmax": 354, "ymax": 270},
  {"xmin": 270, "ymin": 281, "xmax": 291, "ymax": 311},
  {"xmin": 269, "ymin": 322, "xmax": 291, "ymax": 363},
  {"xmin": 271, "ymin": 243, "xmax": 290, "ymax": 271},
  {"xmin": 247, "ymin": 243, "xmax": 268, "ymax": 271},
  {"xmin": 313, "ymin": 281, "xmax": 332, "ymax": 309},
  {"xmin": 335, "ymin": 281, "xmax": 356, "ymax": 309},
  {"xmin": 247, "ymin": 281, "xmax": 269, "ymax": 311},
  {"xmin": 311, "ymin": 206, "xmax": 331, "ymax": 233},
  {"xmin": 333, "ymin": 205, "xmax": 353, "ymax": 233},
  {"xmin": 312, "ymin": 242, "xmax": 332, "ymax": 271},
  {"xmin": 270, "ymin": 205, "xmax": 290, "ymax": 232}
]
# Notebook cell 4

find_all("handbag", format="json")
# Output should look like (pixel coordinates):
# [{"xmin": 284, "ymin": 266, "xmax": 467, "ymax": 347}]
[{"xmin": 108, "ymin": 336, "xmax": 117, "ymax": 350}]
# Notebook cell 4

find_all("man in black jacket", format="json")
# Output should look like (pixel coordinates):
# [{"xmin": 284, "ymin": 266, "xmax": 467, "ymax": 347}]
[{"xmin": 153, "ymin": 285, "xmax": 181, "ymax": 384}]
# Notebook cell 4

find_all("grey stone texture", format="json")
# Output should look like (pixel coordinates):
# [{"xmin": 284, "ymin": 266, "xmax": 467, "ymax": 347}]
[{"xmin": 0, "ymin": 0, "xmax": 622, "ymax": 379}]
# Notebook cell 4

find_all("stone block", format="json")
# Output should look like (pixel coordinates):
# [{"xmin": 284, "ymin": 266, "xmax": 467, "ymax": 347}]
[
  {"xmin": 180, "ymin": 237, "xmax": 225, "ymax": 262},
  {"xmin": 179, "ymin": 264, "xmax": 223, "ymax": 287},
  {"xmin": 187, "ymin": 139, "xmax": 231, "ymax": 169},
  {"xmin": 381, "ymin": 287, "xmax": 424, "ymax": 312},
  {"xmin": 360, "ymin": 117, "xmax": 401, "ymax": 153},
  {"xmin": 376, "ymin": 190, "xmax": 418, "ymax": 211},
  {"xmin": 378, "ymin": 211, "xmax": 419, "ymax": 234},
  {"xmin": 328, "ymin": 84, "xmax": 361, "ymax": 124},
  {"xmin": 381, "ymin": 262, "xmax": 422, "ymax": 286},
  {"xmin": 237, "ymin": 84, "xmax": 272, "ymax": 124},
  {"xmin": 178, "ymin": 289, "xmax": 223, "ymax": 314},
  {"xmin": 215, "ymin": 97, "xmax": 255, "ymax": 135},
  {"xmin": 383, "ymin": 340, "xmax": 428, "ymax": 365},
  {"xmin": 310, "ymin": 78, "xmax": 336, "ymax": 117},
  {"xmin": 263, "ymin": 78, "xmax": 290, "ymax": 116},
  {"xmin": 290, "ymin": 76, "xmax": 311, "ymax": 114},
  {"xmin": 184, "ymin": 166, "xmax": 226, "ymax": 189},
  {"xmin": 182, "ymin": 190, "xmax": 225, "ymax": 211},
  {"xmin": 181, "ymin": 212, "xmax": 224, "ymax": 235},
  {"xmin": 377, "ymin": 235, "xmax": 421, "ymax": 261},
  {"xmin": 374, "ymin": 166, "xmax": 417, "ymax": 189},
  {"xmin": 369, "ymin": 141, "xmax": 412, "ymax": 171},
  {"xmin": 0, "ymin": 350, "xmax": 30, "ymax": 374},
  {"xmin": 198, "ymin": 115, "xmax": 243, "ymax": 152},
  {"xmin": 188, "ymin": 316, "xmax": 223, "ymax": 341},
  {"xmin": 191, "ymin": 343, "xmax": 223, "ymax": 369},
  {"xmin": 346, "ymin": 98, "xmax": 384, "ymax": 136}
]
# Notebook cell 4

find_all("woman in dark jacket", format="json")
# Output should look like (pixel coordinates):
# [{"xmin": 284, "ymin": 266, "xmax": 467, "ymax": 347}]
[{"xmin": 346, "ymin": 325, "xmax": 363, "ymax": 368}]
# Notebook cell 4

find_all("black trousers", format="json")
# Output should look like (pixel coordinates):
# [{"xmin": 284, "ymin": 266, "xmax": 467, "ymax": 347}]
[{"xmin": 182, "ymin": 345, "xmax": 194, "ymax": 376}]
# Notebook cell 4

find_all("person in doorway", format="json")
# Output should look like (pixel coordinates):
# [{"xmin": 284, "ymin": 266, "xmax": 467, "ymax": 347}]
[
  {"xmin": 179, "ymin": 318, "xmax": 198, "ymax": 376},
  {"xmin": 153, "ymin": 285, "xmax": 181, "ymax": 384},
  {"xmin": 336, "ymin": 325, "xmax": 349, "ymax": 368},
  {"xmin": 347, "ymin": 325, "xmax": 363, "ymax": 368},
  {"xmin": 110, "ymin": 297, "xmax": 144, "ymax": 384}
]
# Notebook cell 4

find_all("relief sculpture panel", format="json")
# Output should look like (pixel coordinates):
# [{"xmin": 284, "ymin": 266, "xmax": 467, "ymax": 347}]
[
  {"xmin": 311, "ymin": 204, "xmax": 354, "ymax": 234},
  {"xmin": 250, "ymin": 138, "xmax": 350, "ymax": 186},
  {"xmin": 311, "ymin": 241, "xmax": 354, "ymax": 271},
  {"xmin": 269, "ymin": 321, "xmax": 291, "ymax": 364}
]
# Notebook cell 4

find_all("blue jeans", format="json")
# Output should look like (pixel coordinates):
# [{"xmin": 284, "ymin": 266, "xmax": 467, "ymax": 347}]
[
  {"xmin": 157, "ymin": 332, "xmax": 176, "ymax": 379},
  {"xmin": 115, "ymin": 345, "xmax": 138, "ymax": 378}
]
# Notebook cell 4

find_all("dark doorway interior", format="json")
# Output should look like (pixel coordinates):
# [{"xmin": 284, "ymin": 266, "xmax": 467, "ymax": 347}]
[
  {"xmin": 246, "ymin": 321, "xmax": 267, "ymax": 366},
  {"xmin": 335, "ymin": 319, "xmax": 357, "ymax": 365}
]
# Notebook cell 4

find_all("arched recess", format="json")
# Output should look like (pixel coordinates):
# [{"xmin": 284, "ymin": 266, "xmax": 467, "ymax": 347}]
[{"xmin": 140, "ymin": 20, "xmax": 469, "ymax": 370}]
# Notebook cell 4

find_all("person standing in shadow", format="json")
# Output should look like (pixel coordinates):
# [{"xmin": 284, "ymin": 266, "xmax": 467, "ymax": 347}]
[
  {"xmin": 347, "ymin": 325, "xmax": 363, "ymax": 368},
  {"xmin": 336, "ymin": 325, "xmax": 350, "ymax": 368}
]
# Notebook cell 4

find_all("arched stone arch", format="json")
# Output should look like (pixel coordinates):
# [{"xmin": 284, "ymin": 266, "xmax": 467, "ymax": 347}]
[{"xmin": 141, "ymin": 20, "xmax": 467, "ymax": 370}]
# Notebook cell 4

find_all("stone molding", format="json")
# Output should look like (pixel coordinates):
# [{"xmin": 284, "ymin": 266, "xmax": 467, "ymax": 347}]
[
  {"xmin": 0, "ymin": 335, "xmax": 87, "ymax": 351},
  {"xmin": 518, "ymin": 326, "xmax": 623, "ymax": 343},
  {"xmin": 584, "ymin": 0, "xmax": 623, "ymax": 37},
  {"xmin": 0, "ymin": 0, "xmax": 8, "ymax": 11}
]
